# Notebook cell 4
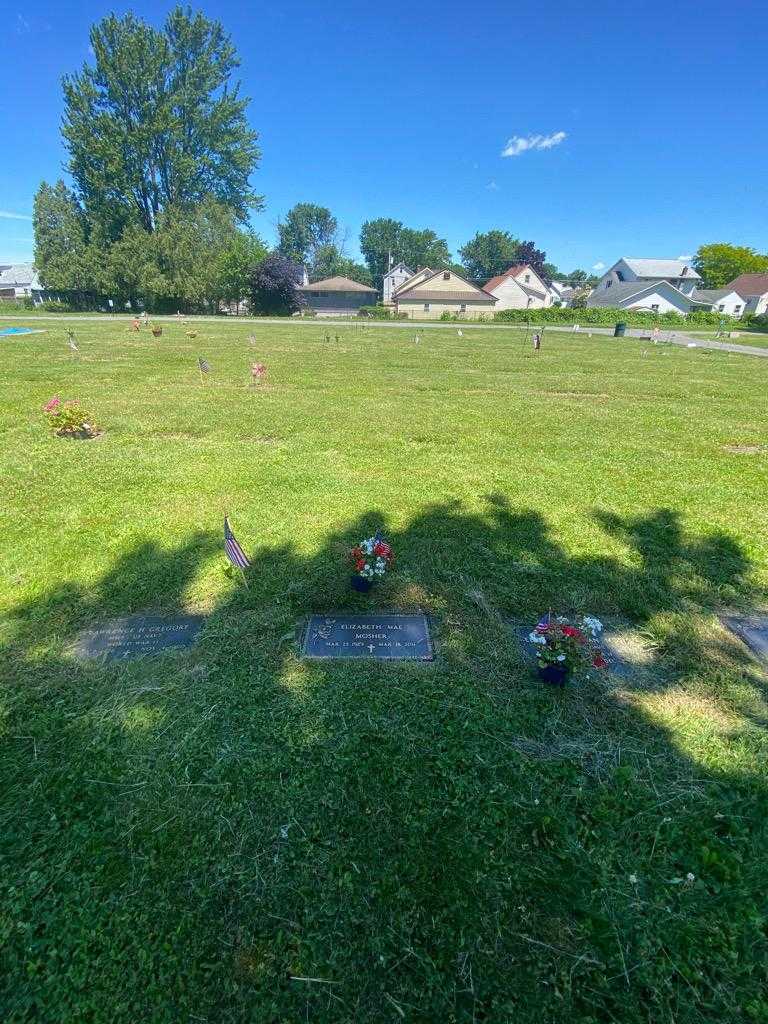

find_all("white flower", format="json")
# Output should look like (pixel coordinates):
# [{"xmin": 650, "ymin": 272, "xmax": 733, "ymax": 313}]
[
  {"xmin": 583, "ymin": 616, "xmax": 603, "ymax": 633},
  {"xmin": 629, "ymin": 873, "xmax": 638, "ymax": 884},
  {"xmin": 528, "ymin": 632, "xmax": 547, "ymax": 645},
  {"xmin": 557, "ymin": 654, "xmax": 566, "ymax": 662},
  {"xmin": 279, "ymin": 824, "xmax": 290, "ymax": 839},
  {"xmin": 685, "ymin": 872, "xmax": 695, "ymax": 884}
]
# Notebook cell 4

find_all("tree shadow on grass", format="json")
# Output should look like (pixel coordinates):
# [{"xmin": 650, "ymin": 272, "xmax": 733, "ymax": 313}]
[{"xmin": 2, "ymin": 499, "xmax": 768, "ymax": 1024}]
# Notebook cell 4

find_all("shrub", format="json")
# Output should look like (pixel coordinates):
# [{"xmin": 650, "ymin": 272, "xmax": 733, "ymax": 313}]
[
  {"xmin": 43, "ymin": 397, "xmax": 98, "ymax": 438},
  {"xmin": 493, "ymin": 306, "xmax": 739, "ymax": 329},
  {"xmin": 42, "ymin": 299, "xmax": 77, "ymax": 313},
  {"xmin": 358, "ymin": 305, "xmax": 391, "ymax": 320}
]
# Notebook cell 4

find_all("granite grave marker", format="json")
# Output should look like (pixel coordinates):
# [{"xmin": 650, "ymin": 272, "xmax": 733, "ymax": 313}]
[
  {"xmin": 70, "ymin": 614, "xmax": 205, "ymax": 662},
  {"xmin": 303, "ymin": 614, "xmax": 433, "ymax": 661}
]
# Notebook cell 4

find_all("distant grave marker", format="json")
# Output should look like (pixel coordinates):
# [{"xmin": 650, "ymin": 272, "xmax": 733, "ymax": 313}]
[
  {"xmin": 302, "ymin": 614, "xmax": 433, "ymax": 661},
  {"xmin": 70, "ymin": 614, "xmax": 205, "ymax": 662}
]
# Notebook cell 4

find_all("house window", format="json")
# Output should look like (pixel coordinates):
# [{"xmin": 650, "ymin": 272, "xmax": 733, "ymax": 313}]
[
  {"xmin": 460, "ymin": 303, "xmax": 466, "ymax": 312},
  {"xmin": 734, "ymin": 304, "xmax": 742, "ymax": 314},
  {"xmin": 651, "ymin": 304, "xmax": 660, "ymax": 312},
  {"xmin": 443, "ymin": 272, "xmax": 450, "ymax": 280},
  {"xmin": 606, "ymin": 279, "xmax": 612, "ymax": 288},
  {"xmin": 616, "ymin": 270, "xmax": 625, "ymax": 281},
  {"xmin": 424, "ymin": 302, "xmax": 430, "ymax": 311},
  {"xmin": 525, "ymin": 274, "xmax": 530, "ymax": 283},
  {"xmin": 718, "ymin": 304, "xmax": 725, "ymax": 312}
]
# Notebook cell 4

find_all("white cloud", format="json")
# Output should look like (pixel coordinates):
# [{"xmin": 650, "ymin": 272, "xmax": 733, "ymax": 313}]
[
  {"xmin": 486, "ymin": 180, "xmax": 499, "ymax": 191},
  {"xmin": 677, "ymin": 254, "xmax": 693, "ymax": 261},
  {"xmin": 16, "ymin": 13, "xmax": 30, "ymax": 33},
  {"xmin": 0, "ymin": 210, "xmax": 33, "ymax": 221},
  {"xmin": 592, "ymin": 261, "xmax": 605, "ymax": 271},
  {"xmin": 501, "ymin": 131, "xmax": 567, "ymax": 158}
]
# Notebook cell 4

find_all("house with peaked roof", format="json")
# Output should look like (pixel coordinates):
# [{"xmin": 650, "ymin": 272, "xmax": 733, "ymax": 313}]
[
  {"xmin": 483, "ymin": 265, "xmax": 552, "ymax": 310},
  {"xmin": 382, "ymin": 261, "xmax": 413, "ymax": 305},
  {"xmin": 594, "ymin": 258, "xmax": 702, "ymax": 300},
  {"xmin": 586, "ymin": 279, "xmax": 703, "ymax": 314},
  {"xmin": 394, "ymin": 268, "xmax": 496, "ymax": 320},
  {"xmin": 392, "ymin": 267, "xmax": 433, "ymax": 299},
  {"xmin": 0, "ymin": 263, "xmax": 44, "ymax": 304},
  {"xmin": 690, "ymin": 288, "xmax": 746, "ymax": 317},
  {"xmin": 723, "ymin": 273, "xmax": 768, "ymax": 317},
  {"xmin": 297, "ymin": 276, "xmax": 377, "ymax": 316}
]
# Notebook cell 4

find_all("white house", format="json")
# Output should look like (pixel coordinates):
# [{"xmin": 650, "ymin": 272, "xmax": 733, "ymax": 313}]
[
  {"xmin": 690, "ymin": 288, "xmax": 746, "ymax": 317},
  {"xmin": 724, "ymin": 274, "xmax": 768, "ymax": 317},
  {"xmin": 483, "ymin": 264, "xmax": 552, "ymax": 309},
  {"xmin": 587, "ymin": 279, "xmax": 700, "ymax": 314},
  {"xmin": 594, "ymin": 258, "xmax": 702, "ymax": 299},
  {"xmin": 548, "ymin": 280, "xmax": 569, "ymax": 304},
  {"xmin": 0, "ymin": 263, "xmax": 44, "ymax": 304},
  {"xmin": 392, "ymin": 266, "xmax": 433, "ymax": 299},
  {"xmin": 382, "ymin": 261, "xmax": 413, "ymax": 304}
]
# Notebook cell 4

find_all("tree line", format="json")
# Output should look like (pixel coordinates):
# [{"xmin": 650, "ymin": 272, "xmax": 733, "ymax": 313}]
[{"xmin": 31, "ymin": 7, "xmax": 767, "ymax": 314}]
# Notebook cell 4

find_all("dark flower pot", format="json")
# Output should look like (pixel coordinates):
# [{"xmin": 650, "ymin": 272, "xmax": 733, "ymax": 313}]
[
  {"xmin": 351, "ymin": 575, "xmax": 373, "ymax": 593},
  {"xmin": 537, "ymin": 663, "xmax": 571, "ymax": 687}
]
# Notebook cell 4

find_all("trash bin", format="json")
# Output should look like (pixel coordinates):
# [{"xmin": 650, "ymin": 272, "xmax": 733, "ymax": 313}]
[{"xmin": 614, "ymin": 322, "xmax": 626, "ymax": 337}]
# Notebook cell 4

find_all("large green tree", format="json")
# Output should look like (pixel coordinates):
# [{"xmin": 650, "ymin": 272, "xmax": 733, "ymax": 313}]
[
  {"xmin": 360, "ymin": 218, "xmax": 451, "ymax": 288},
  {"xmin": 277, "ymin": 203, "xmax": 338, "ymax": 266},
  {"xmin": 33, "ymin": 180, "xmax": 99, "ymax": 301},
  {"xmin": 693, "ymin": 243, "xmax": 768, "ymax": 288},
  {"xmin": 62, "ymin": 7, "xmax": 261, "ymax": 236},
  {"xmin": 217, "ymin": 231, "xmax": 268, "ymax": 312},
  {"xmin": 459, "ymin": 230, "xmax": 520, "ymax": 280}
]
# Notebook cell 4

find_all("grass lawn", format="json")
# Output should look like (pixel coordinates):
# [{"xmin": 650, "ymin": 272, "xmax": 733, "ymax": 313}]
[
  {"xmin": 1, "ymin": 320, "xmax": 768, "ymax": 1023},
  {"xmin": 683, "ymin": 331, "xmax": 768, "ymax": 348}
]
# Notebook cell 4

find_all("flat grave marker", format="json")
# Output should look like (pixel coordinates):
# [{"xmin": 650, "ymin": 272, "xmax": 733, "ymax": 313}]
[
  {"xmin": 722, "ymin": 615, "xmax": 768, "ymax": 665},
  {"xmin": 70, "ymin": 614, "xmax": 205, "ymax": 662},
  {"xmin": 303, "ymin": 613, "xmax": 433, "ymax": 661}
]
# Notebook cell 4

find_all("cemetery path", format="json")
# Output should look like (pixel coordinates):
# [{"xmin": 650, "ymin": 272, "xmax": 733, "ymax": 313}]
[{"xmin": 2, "ymin": 313, "xmax": 768, "ymax": 356}]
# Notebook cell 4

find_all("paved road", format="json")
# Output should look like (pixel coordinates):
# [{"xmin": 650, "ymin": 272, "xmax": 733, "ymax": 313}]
[{"xmin": 3, "ymin": 313, "xmax": 767, "ymax": 358}]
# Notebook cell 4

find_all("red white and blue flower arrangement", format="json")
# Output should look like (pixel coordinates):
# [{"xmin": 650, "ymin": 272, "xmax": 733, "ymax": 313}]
[
  {"xmin": 350, "ymin": 532, "xmax": 394, "ymax": 592},
  {"xmin": 528, "ymin": 614, "xmax": 607, "ymax": 686}
]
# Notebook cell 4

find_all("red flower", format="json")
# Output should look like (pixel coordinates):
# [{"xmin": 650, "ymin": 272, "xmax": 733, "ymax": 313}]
[
  {"xmin": 562, "ymin": 626, "xmax": 585, "ymax": 642},
  {"xmin": 351, "ymin": 546, "xmax": 362, "ymax": 559},
  {"xmin": 44, "ymin": 397, "xmax": 60, "ymax": 412},
  {"xmin": 355, "ymin": 559, "xmax": 365, "ymax": 572},
  {"xmin": 592, "ymin": 653, "xmax": 607, "ymax": 669}
]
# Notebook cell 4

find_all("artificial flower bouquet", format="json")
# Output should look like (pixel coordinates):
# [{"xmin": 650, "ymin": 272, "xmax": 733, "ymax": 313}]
[
  {"xmin": 528, "ymin": 614, "xmax": 607, "ymax": 685},
  {"xmin": 43, "ymin": 397, "xmax": 98, "ymax": 438},
  {"xmin": 349, "ymin": 532, "xmax": 394, "ymax": 591}
]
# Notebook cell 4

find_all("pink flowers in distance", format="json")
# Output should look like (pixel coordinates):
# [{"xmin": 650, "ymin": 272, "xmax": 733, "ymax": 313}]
[
  {"xmin": 251, "ymin": 362, "xmax": 266, "ymax": 380},
  {"xmin": 44, "ymin": 396, "xmax": 61, "ymax": 412}
]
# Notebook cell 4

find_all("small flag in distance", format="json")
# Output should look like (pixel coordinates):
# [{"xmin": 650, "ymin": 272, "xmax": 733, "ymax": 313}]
[
  {"xmin": 251, "ymin": 362, "xmax": 266, "ymax": 381},
  {"xmin": 198, "ymin": 356, "xmax": 210, "ymax": 374},
  {"xmin": 224, "ymin": 516, "xmax": 250, "ymax": 569}
]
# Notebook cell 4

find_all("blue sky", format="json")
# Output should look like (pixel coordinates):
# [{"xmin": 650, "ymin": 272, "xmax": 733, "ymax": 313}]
[{"xmin": 1, "ymin": 0, "xmax": 766, "ymax": 274}]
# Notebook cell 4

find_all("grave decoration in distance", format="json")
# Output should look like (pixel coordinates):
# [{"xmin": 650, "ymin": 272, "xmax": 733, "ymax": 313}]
[
  {"xmin": 349, "ymin": 532, "xmax": 394, "ymax": 593},
  {"xmin": 70, "ymin": 614, "xmax": 205, "ymax": 662},
  {"xmin": 527, "ymin": 614, "xmax": 607, "ymax": 686},
  {"xmin": 250, "ymin": 362, "xmax": 266, "ymax": 385},
  {"xmin": 303, "ymin": 613, "xmax": 433, "ymax": 661},
  {"xmin": 722, "ymin": 614, "xmax": 768, "ymax": 665},
  {"xmin": 43, "ymin": 396, "xmax": 99, "ymax": 439}
]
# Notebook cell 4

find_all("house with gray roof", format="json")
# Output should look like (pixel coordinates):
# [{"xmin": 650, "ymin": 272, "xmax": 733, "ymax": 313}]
[
  {"xmin": 587, "ymin": 279, "xmax": 704, "ymax": 314},
  {"xmin": 690, "ymin": 288, "xmax": 746, "ymax": 317},
  {"xmin": 0, "ymin": 263, "xmax": 44, "ymax": 304},
  {"xmin": 298, "ymin": 275, "xmax": 377, "ymax": 316}
]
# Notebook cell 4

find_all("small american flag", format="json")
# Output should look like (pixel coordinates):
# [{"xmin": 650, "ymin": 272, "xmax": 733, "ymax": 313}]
[
  {"xmin": 67, "ymin": 332, "xmax": 79, "ymax": 352},
  {"xmin": 198, "ymin": 356, "xmax": 210, "ymax": 374},
  {"xmin": 224, "ymin": 516, "xmax": 250, "ymax": 569},
  {"xmin": 457, "ymin": 329, "xmax": 463, "ymax": 337}
]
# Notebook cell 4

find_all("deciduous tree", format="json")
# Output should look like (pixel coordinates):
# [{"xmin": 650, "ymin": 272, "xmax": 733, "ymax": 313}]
[
  {"xmin": 62, "ymin": 7, "xmax": 261, "ymax": 236},
  {"xmin": 277, "ymin": 204, "xmax": 338, "ymax": 266},
  {"xmin": 693, "ymin": 243, "xmax": 768, "ymax": 288},
  {"xmin": 458, "ymin": 230, "xmax": 520, "ymax": 280},
  {"xmin": 33, "ymin": 180, "xmax": 99, "ymax": 303},
  {"xmin": 249, "ymin": 254, "xmax": 305, "ymax": 315}
]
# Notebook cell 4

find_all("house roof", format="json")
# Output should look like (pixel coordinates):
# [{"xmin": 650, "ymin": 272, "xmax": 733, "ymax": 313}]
[
  {"xmin": 483, "ymin": 265, "xmax": 546, "ymax": 297},
  {"xmin": 384, "ymin": 262, "xmax": 413, "ymax": 278},
  {"xmin": 0, "ymin": 263, "xmax": 39, "ymax": 288},
  {"xmin": 395, "ymin": 268, "xmax": 495, "ymax": 302},
  {"xmin": 393, "ymin": 267, "xmax": 433, "ymax": 297},
  {"xmin": 299, "ymin": 276, "xmax": 376, "ymax": 293},
  {"xmin": 692, "ymin": 288, "xmax": 742, "ymax": 303},
  {"xmin": 587, "ymin": 280, "xmax": 695, "ymax": 308},
  {"xmin": 620, "ymin": 258, "xmax": 701, "ymax": 280},
  {"xmin": 397, "ymin": 290, "xmax": 496, "ymax": 304},
  {"xmin": 724, "ymin": 273, "xmax": 768, "ymax": 297}
]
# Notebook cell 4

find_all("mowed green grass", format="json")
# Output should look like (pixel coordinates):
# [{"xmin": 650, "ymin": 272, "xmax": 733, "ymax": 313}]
[{"xmin": 1, "ymin": 319, "xmax": 768, "ymax": 1023}]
